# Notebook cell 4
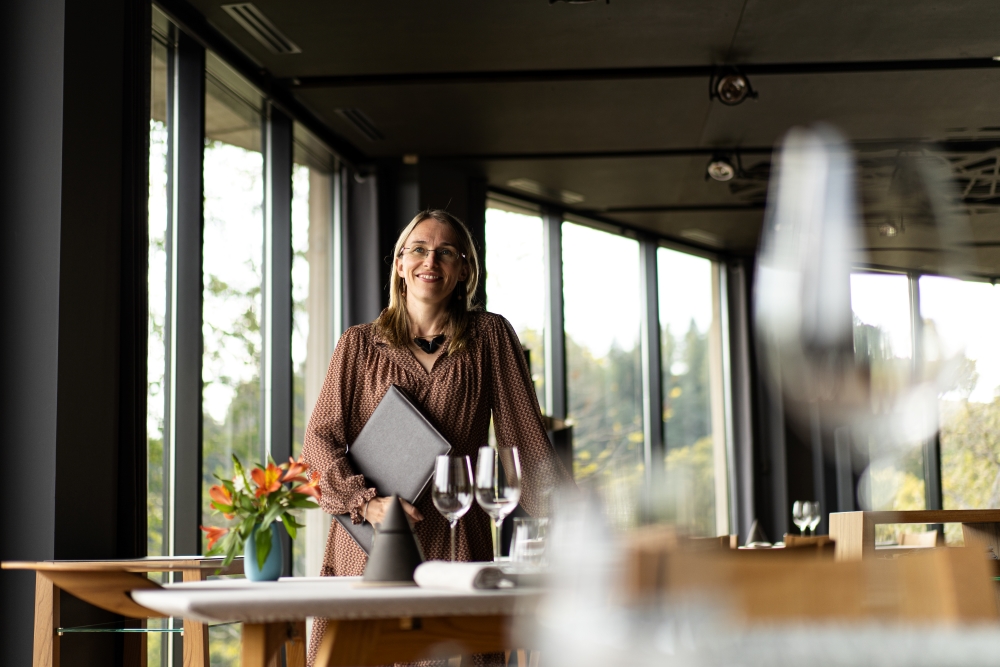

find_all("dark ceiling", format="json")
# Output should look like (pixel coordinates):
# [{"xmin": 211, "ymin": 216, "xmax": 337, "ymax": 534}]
[{"xmin": 181, "ymin": 0, "xmax": 1000, "ymax": 267}]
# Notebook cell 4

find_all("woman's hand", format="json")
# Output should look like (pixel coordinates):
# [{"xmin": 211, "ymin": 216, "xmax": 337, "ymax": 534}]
[{"xmin": 364, "ymin": 496, "xmax": 424, "ymax": 525}]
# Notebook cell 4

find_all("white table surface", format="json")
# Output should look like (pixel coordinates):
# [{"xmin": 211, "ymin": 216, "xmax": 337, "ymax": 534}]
[{"xmin": 131, "ymin": 576, "xmax": 544, "ymax": 625}]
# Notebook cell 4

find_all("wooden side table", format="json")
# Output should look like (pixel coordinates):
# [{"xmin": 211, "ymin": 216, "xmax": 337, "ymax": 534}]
[{"xmin": 2, "ymin": 557, "xmax": 243, "ymax": 667}]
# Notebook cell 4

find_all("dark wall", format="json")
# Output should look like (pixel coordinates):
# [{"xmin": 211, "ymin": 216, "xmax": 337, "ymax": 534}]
[
  {"xmin": 0, "ymin": 0, "xmax": 147, "ymax": 664},
  {"xmin": 369, "ymin": 159, "xmax": 488, "ymax": 313}
]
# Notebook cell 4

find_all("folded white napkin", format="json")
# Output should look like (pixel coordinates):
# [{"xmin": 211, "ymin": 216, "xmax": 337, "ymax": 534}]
[{"xmin": 413, "ymin": 561, "xmax": 512, "ymax": 591}]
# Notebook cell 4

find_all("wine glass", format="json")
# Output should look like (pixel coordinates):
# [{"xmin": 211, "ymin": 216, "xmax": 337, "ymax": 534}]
[
  {"xmin": 432, "ymin": 455, "xmax": 474, "ymax": 561},
  {"xmin": 475, "ymin": 446, "xmax": 522, "ymax": 561},
  {"xmin": 807, "ymin": 500, "xmax": 822, "ymax": 536},
  {"xmin": 792, "ymin": 501, "xmax": 811, "ymax": 535}
]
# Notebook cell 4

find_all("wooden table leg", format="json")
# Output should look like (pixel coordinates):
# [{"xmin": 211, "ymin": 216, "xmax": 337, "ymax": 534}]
[
  {"xmin": 181, "ymin": 570, "xmax": 210, "ymax": 667},
  {"xmin": 284, "ymin": 621, "xmax": 307, "ymax": 667},
  {"xmin": 242, "ymin": 623, "xmax": 293, "ymax": 667},
  {"xmin": 33, "ymin": 572, "xmax": 59, "ymax": 667}
]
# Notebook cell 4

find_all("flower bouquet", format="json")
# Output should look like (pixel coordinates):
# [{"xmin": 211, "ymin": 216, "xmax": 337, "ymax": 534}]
[{"xmin": 200, "ymin": 454, "xmax": 322, "ymax": 573}]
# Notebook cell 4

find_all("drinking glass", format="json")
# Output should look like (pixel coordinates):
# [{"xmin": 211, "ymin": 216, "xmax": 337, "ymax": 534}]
[
  {"xmin": 475, "ymin": 446, "xmax": 522, "ymax": 561},
  {"xmin": 432, "ymin": 455, "xmax": 474, "ymax": 561},
  {"xmin": 510, "ymin": 517, "xmax": 548, "ymax": 567},
  {"xmin": 792, "ymin": 500, "xmax": 811, "ymax": 535},
  {"xmin": 807, "ymin": 501, "xmax": 822, "ymax": 536}
]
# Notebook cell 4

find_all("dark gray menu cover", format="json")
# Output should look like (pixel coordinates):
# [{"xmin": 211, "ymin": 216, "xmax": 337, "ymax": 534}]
[{"xmin": 334, "ymin": 385, "xmax": 452, "ymax": 554}]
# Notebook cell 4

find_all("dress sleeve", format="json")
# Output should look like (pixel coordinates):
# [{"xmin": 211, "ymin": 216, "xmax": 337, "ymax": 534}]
[
  {"xmin": 487, "ymin": 315, "xmax": 574, "ymax": 516},
  {"xmin": 302, "ymin": 327, "xmax": 377, "ymax": 524}
]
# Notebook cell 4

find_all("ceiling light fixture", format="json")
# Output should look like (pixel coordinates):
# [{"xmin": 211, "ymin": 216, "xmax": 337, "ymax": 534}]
[
  {"xmin": 706, "ymin": 155, "xmax": 737, "ymax": 182},
  {"xmin": 878, "ymin": 222, "xmax": 899, "ymax": 237},
  {"xmin": 709, "ymin": 69, "xmax": 758, "ymax": 106}
]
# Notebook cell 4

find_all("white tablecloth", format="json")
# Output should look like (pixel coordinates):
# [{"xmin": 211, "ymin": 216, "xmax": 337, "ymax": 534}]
[{"xmin": 131, "ymin": 576, "xmax": 543, "ymax": 624}]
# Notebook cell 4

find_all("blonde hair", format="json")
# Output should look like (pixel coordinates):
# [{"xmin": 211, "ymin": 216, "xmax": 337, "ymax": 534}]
[{"xmin": 374, "ymin": 209, "xmax": 481, "ymax": 354}]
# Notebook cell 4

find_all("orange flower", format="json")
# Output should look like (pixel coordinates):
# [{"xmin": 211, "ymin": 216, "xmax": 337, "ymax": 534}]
[
  {"xmin": 282, "ymin": 456, "xmax": 309, "ymax": 483},
  {"xmin": 209, "ymin": 485, "xmax": 232, "ymax": 507},
  {"xmin": 251, "ymin": 462, "xmax": 283, "ymax": 498},
  {"xmin": 200, "ymin": 525, "xmax": 228, "ymax": 550},
  {"xmin": 293, "ymin": 471, "xmax": 322, "ymax": 501}
]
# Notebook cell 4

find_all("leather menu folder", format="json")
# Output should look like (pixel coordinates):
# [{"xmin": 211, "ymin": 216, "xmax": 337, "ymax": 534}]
[{"xmin": 334, "ymin": 384, "xmax": 452, "ymax": 554}]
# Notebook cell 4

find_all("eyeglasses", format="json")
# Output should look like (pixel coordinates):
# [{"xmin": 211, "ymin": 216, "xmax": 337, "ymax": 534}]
[{"xmin": 399, "ymin": 245, "xmax": 466, "ymax": 264}]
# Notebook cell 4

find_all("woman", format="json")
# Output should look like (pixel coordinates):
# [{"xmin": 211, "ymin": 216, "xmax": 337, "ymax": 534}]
[{"xmin": 302, "ymin": 209, "xmax": 572, "ymax": 664}]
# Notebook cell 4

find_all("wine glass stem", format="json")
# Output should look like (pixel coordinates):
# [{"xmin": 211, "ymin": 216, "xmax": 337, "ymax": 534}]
[
  {"xmin": 450, "ymin": 521, "xmax": 457, "ymax": 562},
  {"xmin": 494, "ymin": 517, "xmax": 503, "ymax": 562}
]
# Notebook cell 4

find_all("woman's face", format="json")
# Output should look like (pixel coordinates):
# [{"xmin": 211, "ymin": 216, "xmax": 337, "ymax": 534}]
[{"xmin": 395, "ymin": 219, "xmax": 469, "ymax": 309}]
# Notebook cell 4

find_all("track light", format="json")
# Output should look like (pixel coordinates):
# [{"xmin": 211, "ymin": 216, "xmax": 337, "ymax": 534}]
[
  {"xmin": 710, "ymin": 70, "xmax": 758, "ymax": 106},
  {"xmin": 706, "ymin": 156, "xmax": 736, "ymax": 182}
]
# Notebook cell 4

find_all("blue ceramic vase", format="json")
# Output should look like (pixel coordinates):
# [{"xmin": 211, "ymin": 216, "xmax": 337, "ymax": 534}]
[{"xmin": 244, "ymin": 522, "xmax": 283, "ymax": 581}]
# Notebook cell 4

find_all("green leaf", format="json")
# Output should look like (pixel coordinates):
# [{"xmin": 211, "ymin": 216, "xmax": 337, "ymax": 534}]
[
  {"xmin": 261, "ymin": 501, "xmax": 284, "ymax": 528},
  {"xmin": 288, "ymin": 498, "xmax": 320, "ymax": 509},
  {"xmin": 255, "ymin": 524, "xmax": 272, "ymax": 570},
  {"xmin": 210, "ymin": 501, "xmax": 235, "ymax": 514},
  {"xmin": 281, "ymin": 513, "xmax": 297, "ymax": 540}
]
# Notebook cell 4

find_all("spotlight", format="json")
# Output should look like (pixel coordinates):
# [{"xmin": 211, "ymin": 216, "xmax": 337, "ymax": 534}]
[
  {"xmin": 878, "ymin": 222, "xmax": 899, "ymax": 237},
  {"xmin": 710, "ymin": 70, "xmax": 758, "ymax": 106},
  {"xmin": 706, "ymin": 156, "xmax": 736, "ymax": 182}
]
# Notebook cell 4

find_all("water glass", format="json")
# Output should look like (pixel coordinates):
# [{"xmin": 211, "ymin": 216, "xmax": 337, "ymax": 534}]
[
  {"xmin": 509, "ymin": 517, "xmax": 548, "ymax": 567},
  {"xmin": 431, "ymin": 455, "xmax": 474, "ymax": 561}
]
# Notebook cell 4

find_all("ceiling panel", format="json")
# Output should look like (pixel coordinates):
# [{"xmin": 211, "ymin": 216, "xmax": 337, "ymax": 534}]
[
  {"xmin": 189, "ymin": 0, "xmax": 746, "ymax": 77},
  {"xmin": 295, "ymin": 78, "xmax": 713, "ymax": 156},
  {"xmin": 733, "ymin": 0, "xmax": 1000, "ymax": 63}
]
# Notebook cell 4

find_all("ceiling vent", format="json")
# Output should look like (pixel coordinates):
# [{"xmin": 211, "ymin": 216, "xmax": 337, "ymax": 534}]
[
  {"xmin": 506, "ymin": 178, "xmax": 584, "ymax": 205},
  {"xmin": 222, "ymin": 4, "xmax": 301, "ymax": 54},
  {"xmin": 336, "ymin": 108, "xmax": 385, "ymax": 142}
]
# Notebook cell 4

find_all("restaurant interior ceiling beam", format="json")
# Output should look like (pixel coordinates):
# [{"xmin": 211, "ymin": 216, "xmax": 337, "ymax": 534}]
[
  {"xmin": 285, "ymin": 56, "xmax": 1000, "ymax": 89},
  {"xmin": 489, "ymin": 185, "xmax": 735, "ymax": 258},
  {"xmin": 435, "ymin": 140, "xmax": 1000, "ymax": 162}
]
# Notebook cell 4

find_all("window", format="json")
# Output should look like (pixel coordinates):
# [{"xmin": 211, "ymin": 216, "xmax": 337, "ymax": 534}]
[
  {"xmin": 484, "ymin": 204, "xmax": 546, "ymax": 411},
  {"xmin": 147, "ymin": 12, "xmax": 170, "ymax": 563},
  {"xmin": 850, "ymin": 272, "xmax": 926, "ymax": 542},
  {"xmin": 562, "ymin": 222, "xmax": 643, "ymax": 525},
  {"xmin": 658, "ymin": 247, "xmax": 727, "ymax": 536},
  {"xmin": 291, "ymin": 124, "xmax": 339, "ymax": 577},
  {"xmin": 919, "ymin": 277, "xmax": 1000, "ymax": 521},
  {"xmin": 146, "ymin": 12, "xmax": 171, "ymax": 667},
  {"xmin": 201, "ymin": 52, "xmax": 266, "ymax": 667}
]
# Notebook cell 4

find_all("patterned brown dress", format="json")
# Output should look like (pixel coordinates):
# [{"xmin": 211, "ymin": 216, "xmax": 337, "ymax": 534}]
[{"xmin": 302, "ymin": 311, "xmax": 572, "ymax": 664}]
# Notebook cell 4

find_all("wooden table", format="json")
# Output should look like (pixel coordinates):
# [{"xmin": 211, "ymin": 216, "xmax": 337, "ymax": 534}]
[
  {"xmin": 2, "ymin": 557, "xmax": 243, "ymax": 667},
  {"xmin": 131, "ymin": 577, "xmax": 544, "ymax": 667}
]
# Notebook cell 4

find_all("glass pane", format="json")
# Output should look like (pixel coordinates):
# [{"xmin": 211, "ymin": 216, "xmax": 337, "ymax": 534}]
[
  {"xmin": 147, "ymin": 28, "xmax": 168, "ymax": 562},
  {"xmin": 147, "ymin": 24, "xmax": 170, "ymax": 667},
  {"xmin": 291, "ymin": 124, "xmax": 338, "ymax": 578},
  {"xmin": 920, "ymin": 277, "xmax": 1000, "ymax": 525},
  {"xmin": 657, "ymin": 248, "xmax": 721, "ymax": 536},
  {"xmin": 563, "ymin": 222, "xmax": 643, "ymax": 527},
  {"xmin": 849, "ymin": 273, "xmax": 925, "ymax": 525},
  {"xmin": 202, "ymin": 58, "xmax": 264, "ymax": 667},
  {"xmin": 484, "ymin": 207, "xmax": 546, "ymax": 412}
]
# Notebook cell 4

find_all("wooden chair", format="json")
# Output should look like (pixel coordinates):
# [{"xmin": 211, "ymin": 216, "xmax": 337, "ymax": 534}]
[
  {"xmin": 2, "ymin": 557, "xmax": 243, "ymax": 667},
  {"xmin": 900, "ymin": 530, "xmax": 939, "ymax": 547}
]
